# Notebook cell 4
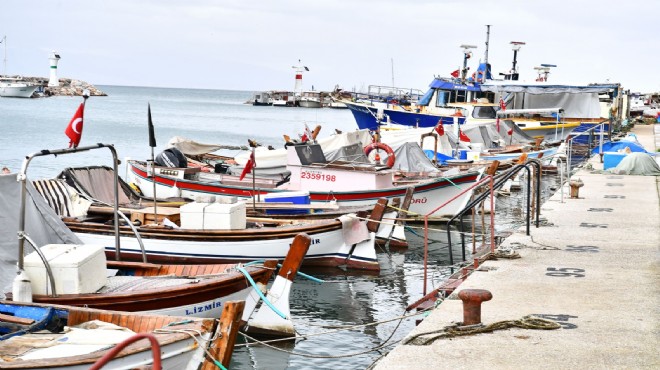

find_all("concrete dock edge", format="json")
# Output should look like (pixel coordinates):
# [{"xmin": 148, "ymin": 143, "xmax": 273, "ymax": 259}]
[{"xmin": 374, "ymin": 124, "xmax": 660, "ymax": 370}]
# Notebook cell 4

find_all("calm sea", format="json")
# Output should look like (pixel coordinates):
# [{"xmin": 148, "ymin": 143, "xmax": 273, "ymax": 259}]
[{"xmin": 0, "ymin": 86, "xmax": 539, "ymax": 369}]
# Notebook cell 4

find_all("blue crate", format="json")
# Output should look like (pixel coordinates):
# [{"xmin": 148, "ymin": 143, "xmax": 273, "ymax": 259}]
[
  {"xmin": 263, "ymin": 191, "xmax": 311, "ymax": 215},
  {"xmin": 603, "ymin": 152, "xmax": 627, "ymax": 170}
]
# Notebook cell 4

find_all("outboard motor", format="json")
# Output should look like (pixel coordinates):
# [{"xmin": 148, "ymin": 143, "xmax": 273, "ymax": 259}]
[{"xmin": 155, "ymin": 148, "xmax": 187, "ymax": 168}]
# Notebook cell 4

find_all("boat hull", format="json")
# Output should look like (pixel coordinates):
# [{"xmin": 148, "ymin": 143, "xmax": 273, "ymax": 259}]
[
  {"xmin": 298, "ymin": 99, "xmax": 322, "ymax": 108},
  {"xmin": 0, "ymin": 83, "xmax": 38, "ymax": 98},
  {"xmin": 72, "ymin": 222, "xmax": 379, "ymax": 271},
  {"xmin": 344, "ymin": 101, "xmax": 466, "ymax": 130},
  {"xmin": 128, "ymin": 161, "xmax": 482, "ymax": 219}
]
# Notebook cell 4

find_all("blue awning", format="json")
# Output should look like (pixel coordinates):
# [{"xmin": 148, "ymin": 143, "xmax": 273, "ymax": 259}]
[{"xmin": 428, "ymin": 79, "xmax": 482, "ymax": 92}]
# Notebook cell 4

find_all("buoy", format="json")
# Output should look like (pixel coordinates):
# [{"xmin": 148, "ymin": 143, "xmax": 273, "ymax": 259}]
[
  {"xmin": 12, "ymin": 270, "xmax": 33, "ymax": 302},
  {"xmin": 364, "ymin": 142, "xmax": 395, "ymax": 168}
]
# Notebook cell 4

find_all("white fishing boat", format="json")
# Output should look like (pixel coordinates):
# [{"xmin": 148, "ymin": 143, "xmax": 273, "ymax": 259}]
[
  {"xmin": 298, "ymin": 90, "xmax": 322, "ymax": 108},
  {"xmin": 0, "ymin": 78, "xmax": 38, "ymax": 98},
  {"xmin": 0, "ymin": 36, "xmax": 38, "ymax": 98}
]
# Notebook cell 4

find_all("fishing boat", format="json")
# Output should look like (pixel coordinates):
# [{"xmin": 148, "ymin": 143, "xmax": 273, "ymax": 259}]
[
  {"xmin": 0, "ymin": 300, "xmax": 244, "ymax": 369},
  {"xmin": 3, "ymin": 145, "xmax": 312, "ymax": 337},
  {"xmin": 342, "ymin": 48, "xmax": 495, "ymax": 130},
  {"xmin": 0, "ymin": 36, "xmax": 38, "ymax": 99},
  {"xmin": 480, "ymin": 80, "xmax": 625, "ymax": 143},
  {"xmin": 298, "ymin": 91, "xmax": 322, "ymax": 108},
  {"xmin": 128, "ymin": 140, "xmax": 484, "ymax": 221},
  {"xmin": 0, "ymin": 78, "xmax": 38, "ymax": 98}
]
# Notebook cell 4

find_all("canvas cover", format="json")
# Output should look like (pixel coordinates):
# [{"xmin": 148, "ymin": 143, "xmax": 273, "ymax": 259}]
[
  {"xmin": 59, "ymin": 166, "xmax": 140, "ymax": 207},
  {"xmin": 0, "ymin": 174, "xmax": 82, "ymax": 295},
  {"xmin": 610, "ymin": 153, "xmax": 660, "ymax": 176},
  {"xmin": 392, "ymin": 142, "xmax": 441, "ymax": 173}
]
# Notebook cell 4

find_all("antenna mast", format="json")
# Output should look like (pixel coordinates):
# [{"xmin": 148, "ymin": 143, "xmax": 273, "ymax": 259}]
[{"xmin": 484, "ymin": 25, "xmax": 491, "ymax": 66}]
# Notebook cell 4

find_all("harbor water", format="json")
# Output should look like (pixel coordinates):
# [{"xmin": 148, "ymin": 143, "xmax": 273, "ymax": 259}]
[{"xmin": 0, "ymin": 86, "xmax": 561, "ymax": 369}]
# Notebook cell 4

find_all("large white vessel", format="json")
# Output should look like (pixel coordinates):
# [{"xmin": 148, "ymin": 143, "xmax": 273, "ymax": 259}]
[
  {"xmin": 0, "ymin": 36, "xmax": 38, "ymax": 98},
  {"xmin": 0, "ymin": 78, "xmax": 38, "ymax": 98}
]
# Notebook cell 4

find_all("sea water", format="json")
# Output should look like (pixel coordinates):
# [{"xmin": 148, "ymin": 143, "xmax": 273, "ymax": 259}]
[{"xmin": 0, "ymin": 86, "xmax": 548, "ymax": 369}]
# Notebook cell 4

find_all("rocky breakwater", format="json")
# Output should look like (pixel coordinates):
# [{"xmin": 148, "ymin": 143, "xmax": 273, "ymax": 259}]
[{"xmin": 21, "ymin": 76, "xmax": 107, "ymax": 97}]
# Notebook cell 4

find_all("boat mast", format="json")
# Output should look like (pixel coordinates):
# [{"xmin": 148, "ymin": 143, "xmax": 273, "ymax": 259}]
[
  {"xmin": 391, "ymin": 58, "xmax": 394, "ymax": 87},
  {"xmin": 1, "ymin": 35, "xmax": 6, "ymax": 76},
  {"xmin": 484, "ymin": 25, "xmax": 490, "ymax": 67}
]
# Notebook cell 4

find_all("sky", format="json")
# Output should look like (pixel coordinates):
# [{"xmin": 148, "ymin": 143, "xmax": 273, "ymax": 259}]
[{"xmin": 2, "ymin": 0, "xmax": 658, "ymax": 93}]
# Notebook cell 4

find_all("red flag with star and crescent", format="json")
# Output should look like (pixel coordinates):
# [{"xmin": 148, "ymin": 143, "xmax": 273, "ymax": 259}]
[
  {"xmin": 64, "ymin": 103, "xmax": 85, "ymax": 148},
  {"xmin": 239, "ymin": 151, "xmax": 256, "ymax": 181}
]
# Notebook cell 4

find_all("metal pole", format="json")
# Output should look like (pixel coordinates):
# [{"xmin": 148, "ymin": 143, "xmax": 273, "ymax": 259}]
[
  {"xmin": 108, "ymin": 145, "xmax": 121, "ymax": 260},
  {"xmin": 151, "ymin": 147, "xmax": 157, "ymax": 224}
]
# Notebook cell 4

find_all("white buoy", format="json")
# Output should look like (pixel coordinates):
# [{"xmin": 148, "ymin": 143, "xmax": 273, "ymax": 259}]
[
  {"xmin": 12, "ymin": 270, "xmax": 32, "ymax": 302},
  {"xmin": 48, "ymin": 51, "xmax": 61, "ymax": 87}
]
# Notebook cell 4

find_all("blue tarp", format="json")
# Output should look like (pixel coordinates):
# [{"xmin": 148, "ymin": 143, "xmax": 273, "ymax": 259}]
[
  {"xmin": 428, "ymin": 79, "xmax": 482, "ymax": 92},
  {"xmin": 424, "ymin": 150, "xmax": 455, "ymax": 165},
  {"xmin": 591, "ymin": 140, "xmax": 648, "ymax": 155}
]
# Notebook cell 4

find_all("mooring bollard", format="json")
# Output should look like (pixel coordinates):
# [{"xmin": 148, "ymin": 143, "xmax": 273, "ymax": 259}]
[
  {"xmin": 458, "ymin": 289, "xmax": 493, "ymax": 325},
  {"xmin": 569, "ymin": 178, "xmax": 584, "ymax": 199}
]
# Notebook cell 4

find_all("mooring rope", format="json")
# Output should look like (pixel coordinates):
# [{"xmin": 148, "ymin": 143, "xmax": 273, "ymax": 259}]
[{"xmin": 403, "ymin": 315, "xmax": 561, "ymax": 346}]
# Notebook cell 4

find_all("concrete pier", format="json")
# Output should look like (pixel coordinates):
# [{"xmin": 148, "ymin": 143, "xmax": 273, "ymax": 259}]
[{"xmin": 375, "ymin": 124, "xmax": 659, "ymax": 369}]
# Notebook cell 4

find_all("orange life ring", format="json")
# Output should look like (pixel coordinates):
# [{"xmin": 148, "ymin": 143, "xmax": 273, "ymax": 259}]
[
  {"xmin": 435, "ymin": 122, "xmax": 445, "ymax": 136},
  {"xmin": 364, "ymin": 142, "xmax": 395, "ymax": 168}
]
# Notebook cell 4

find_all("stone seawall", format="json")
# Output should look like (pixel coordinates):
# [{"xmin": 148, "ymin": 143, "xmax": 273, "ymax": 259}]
[{"xmin": 17, "ymin": 76, "xmax": 106, "ymax": 97}]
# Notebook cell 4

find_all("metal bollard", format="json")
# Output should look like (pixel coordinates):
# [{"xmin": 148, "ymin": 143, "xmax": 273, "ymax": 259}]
[
  {"xmin": 458, "ymin": 289, "xmax": 493, "ymax": 325},
  {"xmin": 569, "ymin": 178, "xmax": 584, "ymax": 199}
]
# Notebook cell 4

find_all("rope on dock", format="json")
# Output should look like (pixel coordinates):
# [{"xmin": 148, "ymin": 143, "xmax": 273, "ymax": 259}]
[{"xmin": 402, "ymin": 315, "xmax": 561, "ymax": 346}]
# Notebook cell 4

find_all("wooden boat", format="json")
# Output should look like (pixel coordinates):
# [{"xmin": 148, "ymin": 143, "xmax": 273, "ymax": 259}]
[
  {"xmin": 7, "ymin": 234, "xmax": 311, "ymax": 338},
  {"xmin": 6, "ymin": 145, "xmax": 312, "ymax": 337},
  {"xmin": 128, "ymin": 142, "xmax": 483, "ymax": 220},
  {"xmin": 0, "ymin": 300, "xmax": 244, "ymax": 369}
]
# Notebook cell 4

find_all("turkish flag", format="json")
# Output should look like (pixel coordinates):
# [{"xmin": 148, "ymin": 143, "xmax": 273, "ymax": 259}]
[
  {"xmin": 64, "ymin": 103, "xmax": 85, "ymax": 148},
  {"xmin": 239, "ymin": 151, "xmax": 256, "ymax": 181},
  {"xmin": 450, "ymin": 69, "xmax": 460, "ymax": 78},
  {"xmin": 459, "ymin": 130, "xmax": 471, "ymax": 142},
  {"xmin": 507, "ymin": 128, "xmax": 514, "ymax": 136}
]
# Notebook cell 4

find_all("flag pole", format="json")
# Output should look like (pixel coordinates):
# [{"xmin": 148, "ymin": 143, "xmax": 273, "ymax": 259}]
[
  {"xmin": 147, "ymin": 104, "xmax": 158, "ymax": 224},
  {"xmin": 251, "ymin": 147, "xmax": 257, "ymax": 211}
]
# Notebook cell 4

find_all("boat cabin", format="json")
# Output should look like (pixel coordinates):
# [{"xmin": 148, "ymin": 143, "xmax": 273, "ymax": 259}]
[{"xmin": 285, "ymin": 144, "xmax": 394, "ymax": 192}]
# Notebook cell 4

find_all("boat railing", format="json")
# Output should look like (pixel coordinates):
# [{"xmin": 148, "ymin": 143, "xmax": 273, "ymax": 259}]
[
  {"xmin": 18, "ymin": 144, "xmax": 149, "ymax": 291},
  {"xmin": 419, "ymin": 173, "xmax": 494, "ymax": 295},
  {"xmin": 566, "ymin": 119, "xmax": 609, "ymax": 171}
]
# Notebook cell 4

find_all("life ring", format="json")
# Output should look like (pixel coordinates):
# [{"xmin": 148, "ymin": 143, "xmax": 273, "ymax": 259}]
[
  {"xmin": 435, "ymin": 122, "xmax": 445, "ymax": 136},
  {"xmin": 364, "ymin": 142, "xmax": 395, "ymax": 168}
]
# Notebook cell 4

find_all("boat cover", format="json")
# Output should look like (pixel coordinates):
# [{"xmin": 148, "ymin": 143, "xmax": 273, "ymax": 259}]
[
  {"xmin": 59, "ymin": 166, "xmax": 141, "ymax": 207},
  {"xmin": 392, "ymin": 142, "xmax": 441, "ymax": 173},
  {"xmin": 611, "ymin": 153, "xmax": 660, "ymax": 176},
  {"xmin": 0, "ymin": 174, "xmax": 81, "ymax": 294}
]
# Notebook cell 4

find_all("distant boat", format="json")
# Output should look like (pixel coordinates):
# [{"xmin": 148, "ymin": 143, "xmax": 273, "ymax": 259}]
[
  {"xmin": 0, "ymin": 78, "xmax": 38, "ymax": 98},
  {"xmin": 298, "ymin": 91, "xmax": 322, "ymax": 108},
  {"xmin": 0, "ymin": 36, "xmax": 38, "ymax": 98},
  {"xmin": 251, "ymin": 91, "xmax": 273, "ymax": 106}
]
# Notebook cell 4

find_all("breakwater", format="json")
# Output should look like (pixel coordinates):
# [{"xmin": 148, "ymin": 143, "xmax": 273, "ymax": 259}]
[{"xmin": 9, "ymin": 75, "xmax": 106, "ymax": 97}]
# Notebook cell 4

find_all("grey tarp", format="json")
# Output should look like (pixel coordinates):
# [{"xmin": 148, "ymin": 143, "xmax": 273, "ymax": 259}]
[
  {"xmin": 392, "ymin": 142, "xmax": 441, "ymax": 173},
  {"xmin": 611, "ymin": 153, "xmax": 660, "ymax": 176},
  {"xmin": 0, "ymin": 173, "xmax": 81, "ymax": 296},
  {"xmin": 461, "ymin": 121, "xmax": 535, "ymax": 148},
  {"xmin": 59, "ymin": 166, "xmax": 140, "ymax": 206}
]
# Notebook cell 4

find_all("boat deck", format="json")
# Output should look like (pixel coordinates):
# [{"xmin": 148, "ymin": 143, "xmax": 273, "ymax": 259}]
[{"xmin": 374, "ymin": 123, "xmax": 660, "ymax": 369}]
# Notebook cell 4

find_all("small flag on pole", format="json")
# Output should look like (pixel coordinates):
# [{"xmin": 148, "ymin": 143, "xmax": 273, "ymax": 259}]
[
  {"xmin": 459, "ymin": 130, "xmax": 471, "ymax": 142},
  {"xmin": 239, "ymin": 151, "xmax": 256, "ymax": 181},
  {"xmin": 148, "ymin": 103, "xmax": 156, "ymax": 148},
  {"xmin": 64, "ymin": 103, "xmax": 85, "ymax": 148}
]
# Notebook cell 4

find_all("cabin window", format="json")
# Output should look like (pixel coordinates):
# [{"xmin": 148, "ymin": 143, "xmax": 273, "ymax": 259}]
[
  {"xmin": 472, "ymin": 106, "xmax": 497, "ymax": 119},
  {"xmin": 435, "ymin": 91, "xmax": 448, "ymax": 107},
  {"xmin": 449, "ymin": 90, "xmax": 469, "ymax": 103}
]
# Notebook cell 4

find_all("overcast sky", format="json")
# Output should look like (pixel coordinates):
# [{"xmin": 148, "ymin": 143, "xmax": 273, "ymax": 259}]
[{"xmin": 2, "ymin": 1, "xmax": 658, "ymax": 93}]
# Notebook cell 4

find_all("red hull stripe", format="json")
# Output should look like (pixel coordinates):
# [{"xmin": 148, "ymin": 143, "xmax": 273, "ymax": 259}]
[{"xmin": 130, "ymin": 163, "xmax": 479, "ymax": 202}]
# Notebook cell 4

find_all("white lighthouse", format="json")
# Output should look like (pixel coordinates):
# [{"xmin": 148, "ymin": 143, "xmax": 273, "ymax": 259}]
[
  {"xmin": 291, "ymin": 60, "xmax": 308, "ymax": 94},
  {"xmin": 48, "ymin": 51, "xmax": 60, "ymax": 87}
]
